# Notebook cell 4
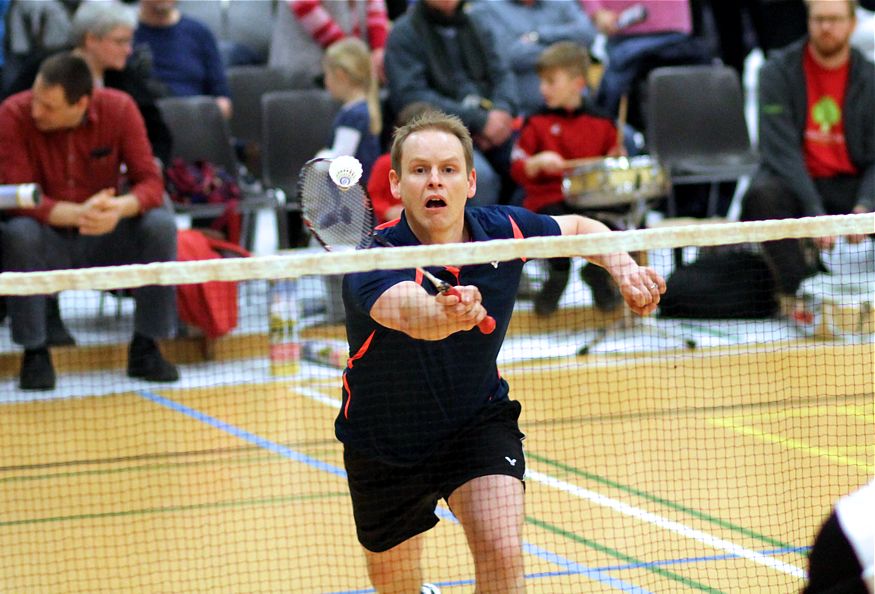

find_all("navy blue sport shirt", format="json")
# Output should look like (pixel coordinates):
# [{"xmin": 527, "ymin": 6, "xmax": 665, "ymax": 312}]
[{"xmin": 337, "ymin": 205, "xmax": 562, "ymax": 466}]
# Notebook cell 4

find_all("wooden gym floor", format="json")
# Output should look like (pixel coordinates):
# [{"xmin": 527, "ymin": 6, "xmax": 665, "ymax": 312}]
[{"xmin": 0, "ymin": 338, "xmax": 871, "ymax": 593}]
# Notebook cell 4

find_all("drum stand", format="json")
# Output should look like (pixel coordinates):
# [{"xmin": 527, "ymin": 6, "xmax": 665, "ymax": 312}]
[{"xmin": 575, "ymin": 196, "xmax": 698, "ymax": 356}]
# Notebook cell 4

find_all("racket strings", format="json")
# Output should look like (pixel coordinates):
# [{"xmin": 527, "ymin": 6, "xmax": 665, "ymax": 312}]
[{"xmin": 299, "ymin": 161, "xmax": 375, "ymax": 250}]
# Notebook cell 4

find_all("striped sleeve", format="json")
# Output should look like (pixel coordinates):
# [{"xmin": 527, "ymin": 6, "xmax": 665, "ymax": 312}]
[
  {"xmin": 290, "ymin": 0, "xmax": 346, "ymax": 49},
  {"xmin": 365, "ymin": 0, "xmax": 388, "ymax": 49}
]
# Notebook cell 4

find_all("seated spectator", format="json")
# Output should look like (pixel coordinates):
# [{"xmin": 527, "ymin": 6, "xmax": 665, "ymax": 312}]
[
  {"xmin": 368, "ymin": 101, "xmax": 438, "ymax": 224},
  {"xmin": 0, "ymin": 53, "xmax": 179, "ymax": 391},
  {"xmin": 384, "ymin": 0, "xmax": 520, "ymax": 206},
  {"xmin": 580, "ymin": 0, "xmax": 710, "ymax": 130},
  {"xmin": 510, "ymin": 41, "xmax": 624, "ymax": 315},
  {"xmin": 469, "ymin": 0, "xmax": 596, "ymax": 116},
  {"xmin": 740, "ymin": 0, "xmax": 873, "ymax": 327},
  {"xmin": 2, "ymin": 1, "xmax": 175, "ymax": 348},
  {"xmin": 134, "ymin": 0, "xmax": 232, "ymax": 119},
  {"xmin": 269, "ymin": 0, "xmax": 389, "ymax": 86},
  {"xmin": 4, "ymin": 1, "xmax": 172, "ymax": 165},
  {"xmin": 315, "ymin": 38, "xmax": 382, "ymax": 185}
]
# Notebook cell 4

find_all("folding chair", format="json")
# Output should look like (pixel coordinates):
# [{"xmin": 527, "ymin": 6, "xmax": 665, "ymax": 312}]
[
  {"xmin": 645, "ymin": 65, "xmax": 760, "ymax": 265},
  {"xmin": 646, "ymin": 65, "xmax": 760, "ymax": 220},
  {"xmin": 261, "ymin": 89, "xmax": 340, "ymax": 248},
  {"xmin": 227, "ymin": 65, "xmax": 316, "ymax": 176},
  {"xmin": 157, "ymin": 96, "xmax": 275, "ymax": 249}
]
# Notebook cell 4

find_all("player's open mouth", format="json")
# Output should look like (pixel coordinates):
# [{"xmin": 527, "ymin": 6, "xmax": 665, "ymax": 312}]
[{"xmin": 425, "ymin": 198, "xmax": 446, "ymax": 209}]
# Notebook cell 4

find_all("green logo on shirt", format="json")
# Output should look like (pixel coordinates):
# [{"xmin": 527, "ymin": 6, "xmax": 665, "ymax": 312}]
[{"xmin": 812, "ymin": 96, "xmax": 841, "ymax": 133}]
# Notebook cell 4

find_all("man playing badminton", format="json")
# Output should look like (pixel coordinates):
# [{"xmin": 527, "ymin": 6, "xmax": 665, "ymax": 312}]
[{"xmin": 338, "ymin": 111, "xmax": 664, "ymax": 593}]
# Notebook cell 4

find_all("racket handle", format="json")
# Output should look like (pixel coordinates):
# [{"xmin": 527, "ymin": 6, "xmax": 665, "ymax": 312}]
[{"xmin": 444, "ymin": 287, "xmax": 496, "ymax": 335}]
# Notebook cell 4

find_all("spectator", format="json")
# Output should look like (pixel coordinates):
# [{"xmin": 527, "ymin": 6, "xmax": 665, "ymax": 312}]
[
  {"xmin": 4, "ymin": 1, "xmax": 172, "ymax": 165},
  {"xmin": 740, "ymin": 0, "xmax": 873, "ymax": 326},
  {"xmin": 384, "ymin": 0, "xmax": 520, "ymax": 206},
  {"xmin": 510, "ymin": 41, "xmax": 624, "ymax": 315},
  {"xmin": 0, "ymin": 52, "xmax": 179, "ymax": 391},
  {"xmin": 134, "ymin": 0, "xmax": 232, "ymax": 119},
  {"xmin": 579, "ymin": 0, "xmax": 710, "ymax": 130},
  {"xmin": 705, "ymin": 0, "xmax": 808, "ymax": 78},
  {"xmin": 268, "ymin": 0, "xmax": 389, "ymax": 87},
  {"xmin": 469, "ymin": 0, "xmax": 597, "ymax": 116},
  {"xmin": 315, "ymin": 37, "xmax": 382, "ymax": 184}
]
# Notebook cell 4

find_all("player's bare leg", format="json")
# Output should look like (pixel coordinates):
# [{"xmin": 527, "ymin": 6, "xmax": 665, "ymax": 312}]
[
  {"xmin": 364, "ymin": 533, "xmax": 425, "ymax": 594},
  {"xmin": 449, "ymin": 474, "xmax": 526, "ymax": 593}
]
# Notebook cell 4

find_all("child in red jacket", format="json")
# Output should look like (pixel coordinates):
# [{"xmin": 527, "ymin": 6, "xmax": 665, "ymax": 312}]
[{"xmin": 511, "ymin": 41, "xmax": 624, "ymax": 315}]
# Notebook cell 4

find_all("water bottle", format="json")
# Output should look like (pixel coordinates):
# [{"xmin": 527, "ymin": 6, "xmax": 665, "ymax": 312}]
[{"xmin": 269, "ymin": 279, "xmax": 301, "ymax": 375}]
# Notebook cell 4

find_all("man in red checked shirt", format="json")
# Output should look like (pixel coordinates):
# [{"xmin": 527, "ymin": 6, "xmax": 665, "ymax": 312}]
[
  {"xmin": 740, "ymin": 0, "xmax": 873, "ymax": 325},
  {"xmin": 0, "ymin": 52, "xmax": 179, "ymax": 391}
]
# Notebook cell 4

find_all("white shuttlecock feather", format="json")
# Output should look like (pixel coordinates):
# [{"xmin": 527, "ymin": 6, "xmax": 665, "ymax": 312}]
[{"xmin": 329, "ymin": 156, "xmax": 363, "ymax": 190}]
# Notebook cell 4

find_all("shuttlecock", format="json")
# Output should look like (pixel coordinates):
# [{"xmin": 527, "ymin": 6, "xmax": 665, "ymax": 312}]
[{"xmin": 329, "ymin": 156, "xmax": 363, "ymax": 190}]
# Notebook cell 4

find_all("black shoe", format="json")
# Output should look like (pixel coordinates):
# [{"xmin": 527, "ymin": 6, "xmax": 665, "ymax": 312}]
[
  {"xmin": 581, "ymin": 264, "xmax": 622, "ymax": 312},
  {"xmin": 127, "ymin": 334, "xmax": 180, "ymax": 382},
  {"xmin": 534, "ymin": 268, "xmax": 570, "ymax": 316},
  {"xmin": 45, "ymin": 297, "xmax": 75, "ymax": 347},
  {"xmin": 20, "ymin": 347, "xmax": 56, "ymax": 391}
]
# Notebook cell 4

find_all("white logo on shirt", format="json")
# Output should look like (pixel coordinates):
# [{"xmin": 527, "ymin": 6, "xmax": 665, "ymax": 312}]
[{"xmin": 505, "ymin": 456, "xmax": 517, "ymax": 466}]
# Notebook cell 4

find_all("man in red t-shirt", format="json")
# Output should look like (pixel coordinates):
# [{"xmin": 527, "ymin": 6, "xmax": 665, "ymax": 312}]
[
  {"xmin": 510, "ymin": 41, "xmax": 625, "ymax": 316},
  {"xmin": 741, "ymin": 0, "xmax": 873, "ymax": 317},
  {"xmin": 0, "ymin": 53, "xmax": 179, "ymax": 390}
]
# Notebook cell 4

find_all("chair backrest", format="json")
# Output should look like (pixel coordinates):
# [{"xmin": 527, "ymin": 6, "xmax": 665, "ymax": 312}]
[
  {"xmin": 157, "ymin": 96, "xmax": 238, "ymax": 173},
  {"xmin": 261, "ymin": 89, "xmax": 340, "ymax": 200},
  {"xmin": 227, "ymin": 66, "xmax": 316, "ymax": 144},
  {"xmin": 645, "ymin": 65, "xmax": 752, "ymax": 165}
]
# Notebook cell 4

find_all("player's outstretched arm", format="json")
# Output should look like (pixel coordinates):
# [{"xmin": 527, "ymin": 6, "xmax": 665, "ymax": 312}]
[
  {"xmin": 370, "ymin": 281, "xmax": 488, "ymax": 340},
  {"xmin": 553, "ymin": 214, "xmax": 666, "ymax": 316}
]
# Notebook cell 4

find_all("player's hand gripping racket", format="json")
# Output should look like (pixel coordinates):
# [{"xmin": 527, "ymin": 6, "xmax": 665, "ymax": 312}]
[{"xmin": 298, "ymin": 157, "xmax": 496, "ymax": 334}]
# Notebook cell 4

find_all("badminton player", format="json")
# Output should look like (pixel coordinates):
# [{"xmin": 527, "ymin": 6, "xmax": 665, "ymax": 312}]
[{"xmin": 338, "ymin": 110, "xmax": 665, "ymax": 593}]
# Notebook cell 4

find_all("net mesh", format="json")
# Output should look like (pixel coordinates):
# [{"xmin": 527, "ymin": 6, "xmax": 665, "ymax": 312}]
[{"xmin": 0, "ymin": 214, "xmax": 872, "ymax": 594}]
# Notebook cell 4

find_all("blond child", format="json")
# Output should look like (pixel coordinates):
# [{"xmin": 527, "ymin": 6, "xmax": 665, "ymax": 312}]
[{"xmin": 317, "ymin": 37, "xmax": 382, "ymax": 183}]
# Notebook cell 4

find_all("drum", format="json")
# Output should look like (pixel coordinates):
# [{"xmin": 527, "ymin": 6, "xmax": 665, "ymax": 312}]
[{"xmin": 562, "ymin": 155, "xmax": 669, "ymax": 209}]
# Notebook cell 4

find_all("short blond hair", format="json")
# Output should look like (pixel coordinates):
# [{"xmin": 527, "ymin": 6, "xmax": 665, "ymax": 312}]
[
  {"xmin": 536, "ymin": 41, "xmax": 590, "ymax": 80},
  {"xmin": 390, "ymin": 111, "xmax": 474, "ymax": 175}
]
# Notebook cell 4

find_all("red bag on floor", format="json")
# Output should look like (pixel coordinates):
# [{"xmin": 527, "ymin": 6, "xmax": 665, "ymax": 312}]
[{"xmin": 176, "ymin": 229, "xmax": 250, "ymax": 339}]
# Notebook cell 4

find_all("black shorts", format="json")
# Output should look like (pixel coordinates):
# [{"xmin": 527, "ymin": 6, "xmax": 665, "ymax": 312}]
[{"xmin": 343, "ymin": 399, "xmax": 526, "ymax": 553}]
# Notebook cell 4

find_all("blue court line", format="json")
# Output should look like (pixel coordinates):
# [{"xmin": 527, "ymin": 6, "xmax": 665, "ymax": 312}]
[
  {"xmin": 327, "ymin": 546, "xmax": 810, "ymax": 594},
  {"xmin": 136, "ymin": 390, "xmax": 345, "ymax": 478},
  {"xmin": 137, "ymin": 389, "xmax": 650, "ymax": 593}
]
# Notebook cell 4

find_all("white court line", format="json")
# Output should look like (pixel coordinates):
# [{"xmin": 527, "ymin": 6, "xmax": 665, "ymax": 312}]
[
  {"xmin": 293, "ymin": 384, "xmax": 807, "ymax": 580},
  {"xmin": 528, "ymin": 470, "xmax": 805, "ymax": 579}
]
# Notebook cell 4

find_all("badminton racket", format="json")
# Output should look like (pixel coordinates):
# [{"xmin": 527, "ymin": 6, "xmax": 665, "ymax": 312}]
[{"xmin": 298, "ymin": 157, "xmax": 496, "ymax": 334}]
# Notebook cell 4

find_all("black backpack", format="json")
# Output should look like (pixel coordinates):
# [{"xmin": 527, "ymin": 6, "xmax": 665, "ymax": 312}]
[{"xmin": 659, "ymin": 249, "xmax": 779, "ymax": 319}]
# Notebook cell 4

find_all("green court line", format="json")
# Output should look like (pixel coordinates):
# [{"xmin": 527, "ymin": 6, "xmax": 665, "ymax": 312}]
[
  {"xmin": 527, "ymin": 452, "xmax": 796, "ymax": 551},
  {"xmin": 0, "ymin": 492, "xmax": 349, "ymax": 528},
  {"xmin": 527, "ymin": 516, "xmax": 726, "ymax": 593}
]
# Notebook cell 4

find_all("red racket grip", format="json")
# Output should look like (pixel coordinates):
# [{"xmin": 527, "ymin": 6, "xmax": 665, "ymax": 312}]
[{"xmin": 443, "ymin": 287, "xmax": 496, "ymax": 334}]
